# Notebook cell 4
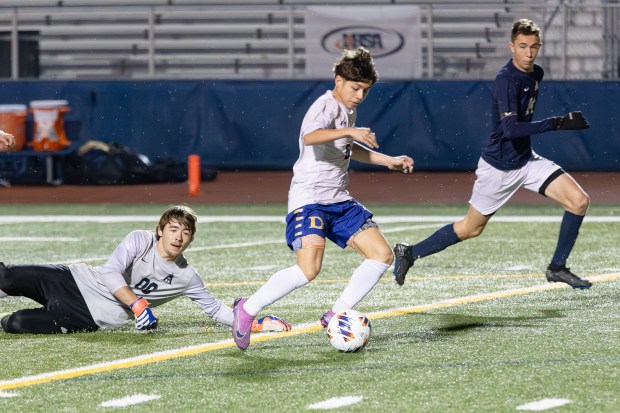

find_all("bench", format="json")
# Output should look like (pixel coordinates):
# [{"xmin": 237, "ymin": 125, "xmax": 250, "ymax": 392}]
[{"xmin": 0, "ymin": 146, "xmax": 75, "ymax": 185}]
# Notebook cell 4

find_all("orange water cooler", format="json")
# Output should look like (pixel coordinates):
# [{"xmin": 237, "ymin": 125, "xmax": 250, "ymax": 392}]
[
  {"xmin": 29, "ymin": 100, "xmax": 71, "ymax": 151},
  {"xmin": 0, "ymin": 104, "xmax": 27, "ymax": 151}
]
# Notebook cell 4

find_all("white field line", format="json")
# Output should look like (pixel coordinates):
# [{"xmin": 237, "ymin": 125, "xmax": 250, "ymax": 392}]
[
  {"xmin": 99, "ymin": 394, "xmax": 160, "ymax": 408},
  {"xmin": 1, "ymin": 272, "xmax": 618, "ymax": 392},
  {"xmin": 60, "ymin": 240, "xmax": 286, "ymax": 265},
  {"xmin": 0, "ymin": 215, "xmax": 619, "ymax": 225},
  {"xmin": 9, "ymin": 214, "xmax": 612, "ymax": 265},
  {"xmin": 53, "ymin": 225, "xmax": 455, "ymax": 264},
  {"xmin": 516, "ymin": 398, "xmax": 572, "ymax": 411},
  {"xmin": 307, "ymin": 396, "xmax": 364, "ymax": 410},
  {"xmin": 0, "ymin": 237, "xmax": 80, "ymax": 242},
  {"xmin": 0, "ymin": 391, "xmax": 18, "ymax": 398}
]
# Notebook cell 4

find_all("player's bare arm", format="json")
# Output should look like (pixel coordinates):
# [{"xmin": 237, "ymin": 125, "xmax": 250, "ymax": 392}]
[
  {"xmin": 387, "ymin": 155, "xmax": 414, "ymax": 173},
  {"xmin": 351, "ymin": 143, "xmax": 414, "ymax": 173},
  {"xmin": 303, "ymin": 127, "xmax": 379, "ymax": 148},
  {"xmin": 112, "ymin": 285, "xmax": 140, "ymax": 307}
]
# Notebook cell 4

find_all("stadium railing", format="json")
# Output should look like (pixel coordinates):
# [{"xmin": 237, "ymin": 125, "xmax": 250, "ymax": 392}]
[{"xmin": 0, "ymin": 1, "xmax": 614, "ymax": 80}]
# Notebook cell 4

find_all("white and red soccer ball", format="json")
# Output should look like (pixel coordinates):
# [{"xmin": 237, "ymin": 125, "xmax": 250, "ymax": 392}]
[{"xmin": 326, "ymin": 309, "xmax": 371, "ymax": 352}]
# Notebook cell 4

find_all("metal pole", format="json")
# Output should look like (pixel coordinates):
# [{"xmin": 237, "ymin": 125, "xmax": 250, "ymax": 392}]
[
  {"xmin": 602, "ymin": 3, "xmax": 611, "ymax": 78},
  {"xmin": 11, "ymin": 8, "xmax": 19, "ymax": 80},
  {"xmin": 148, "ymin": 8, "xmax": 155, "ymax": 77},
  {"xmin": 561, "ymin": 4, "xmax": 568, "ymax": 79},
  {"xmin": 427, "ymin": 5, "xmax": 434, "ymax": 79},
  {"xmin": 541, "ymin": 7, "xmax": 547, "ymax": 63},
  {"xmin": 611, "ymin": 5, "xmax": 615, "ymax": 79},
  {"xmin": 288, "ymin": 6, "xmax": 294, "ymax": 78}
]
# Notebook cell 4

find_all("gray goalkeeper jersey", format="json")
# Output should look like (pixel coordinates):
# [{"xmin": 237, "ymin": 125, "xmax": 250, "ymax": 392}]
[{"xmin": 70, "ymin": 230, "xmax": 233, "ymax": 329}]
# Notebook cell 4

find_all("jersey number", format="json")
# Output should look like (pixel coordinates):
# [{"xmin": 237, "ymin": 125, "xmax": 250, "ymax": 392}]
[
  {"xmin": 135, "ymin": 277, "xmax": 159, "ymax": 295},
  {"xmin": 344, "ymin": 143, "xmax": 352, "ymax": 159},
  {"xmin": 525, "ymin": 97, "xmax": 536, "ymax": 117}
]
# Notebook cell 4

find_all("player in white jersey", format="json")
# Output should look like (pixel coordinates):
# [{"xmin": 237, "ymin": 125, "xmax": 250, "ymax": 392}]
[
  {"xmin": 232, "ymin": 47, "xmax": 414, "ymax": 350},
  {"xmin": 0, "ymin": 205, "xmax": 291, "ymax": 334}
]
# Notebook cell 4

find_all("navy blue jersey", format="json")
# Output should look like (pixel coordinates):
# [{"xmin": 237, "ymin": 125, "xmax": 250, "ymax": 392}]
[{"xmin": 481, "ymin": 60, "xmax": 556, "ymax": 170}]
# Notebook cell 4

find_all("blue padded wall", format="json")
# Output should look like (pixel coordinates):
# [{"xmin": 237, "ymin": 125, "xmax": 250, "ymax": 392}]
[{"xmin": 0, "ymin": 79, "xmax": 617, "ymax": 171}]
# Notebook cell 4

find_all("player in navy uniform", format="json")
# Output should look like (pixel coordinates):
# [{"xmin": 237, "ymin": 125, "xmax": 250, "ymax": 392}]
[
  {"xmin": 393, "ymin": 19, "xmax": 592, "ymax": 289},
  {"xmin": 231, "ymin": 47, "xmax": 414, "ymax": 350},
  {"xmin": 0, "ymin": 205, "xmax": 291, "ymax": 334}
]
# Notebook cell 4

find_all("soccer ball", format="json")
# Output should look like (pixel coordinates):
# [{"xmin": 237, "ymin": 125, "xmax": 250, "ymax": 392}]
[{"xmin": 326, "ymin": 309, "xmax": 371, "ymax": 352}]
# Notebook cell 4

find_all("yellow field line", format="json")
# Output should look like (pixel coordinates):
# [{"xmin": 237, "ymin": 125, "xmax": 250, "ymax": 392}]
[
  {"xmin": 1, "ymin": 272, "xmax": 618, "ymax": 391},
  {"xmin": 370, "ymin": 276, "xmax": 594, "ymax": 320}
]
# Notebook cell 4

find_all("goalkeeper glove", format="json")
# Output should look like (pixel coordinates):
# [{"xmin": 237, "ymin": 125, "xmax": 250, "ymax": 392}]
[
  {"xmin": 553, "ymin": 111, "xmax": 589, "ymax": 130},
  {"xmin": 130, "ymin": 297, "xmax": 158, "ymax": 330},
  {"xmin": 251, "ymin": 315, "xmax": 292, "ymax": 333}
]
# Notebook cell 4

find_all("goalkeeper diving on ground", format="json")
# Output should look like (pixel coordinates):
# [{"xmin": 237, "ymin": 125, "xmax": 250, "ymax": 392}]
[{"xmin": 0, "ymin": 205, "xmax": 291, "ymax": 334}]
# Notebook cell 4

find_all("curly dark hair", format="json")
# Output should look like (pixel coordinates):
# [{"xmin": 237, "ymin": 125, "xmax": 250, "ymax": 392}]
[
  {"xmin": 511, "ymin": 19, "xmax": 541, "ymax": 42},
  {"xmin": 332, "ymin": 47, "xmax": 378, "ymax": 84}
]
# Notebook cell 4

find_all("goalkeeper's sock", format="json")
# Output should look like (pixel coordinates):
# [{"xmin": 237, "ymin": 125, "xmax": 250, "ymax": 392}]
[
  {"xmin": 243, "ymin": 265, "xmax": 309, "ymax": 316},
  {"xmin": 550, "ymin": 210, "xmax": 584, "ymax": 267},
  {"xmin": 332, "ymin": 259, "xmax": 389, "ymax": 313},
  {"xmin": 410, "ymin": 223, "xmax": 461, "ymax": 260}
]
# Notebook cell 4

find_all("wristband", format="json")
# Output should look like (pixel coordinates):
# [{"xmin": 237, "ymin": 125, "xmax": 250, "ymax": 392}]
[{"xmin": 130, "ymin": 297, "xmax": 149, "ymax": 316}]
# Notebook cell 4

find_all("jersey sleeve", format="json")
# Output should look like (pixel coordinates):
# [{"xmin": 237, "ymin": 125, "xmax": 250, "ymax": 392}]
[
  {"xmin": 495, "ymin": 76, "xmax": 556, "ymax": 138},
  {"xmin": 97, "ymin": 230, "xmax": 149, "ymax": 295},
  {"xmin": 300, "ymin": 98, "xmax": 339, "ymax": 137},
  {"xmin": 184, "ymin": 273, "xmax": 233, "ymax": 326}
]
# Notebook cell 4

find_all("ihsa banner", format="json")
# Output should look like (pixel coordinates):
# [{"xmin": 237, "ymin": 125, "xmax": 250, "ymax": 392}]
[{"xmin": 305, "ymin": 6, "xmax": 423, "ymax": 79}]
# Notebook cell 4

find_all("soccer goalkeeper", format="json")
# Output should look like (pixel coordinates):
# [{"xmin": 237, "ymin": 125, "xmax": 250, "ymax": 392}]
[{"xmin": 0, "ymin": 205, "xmax": 291, "ymax": 334}]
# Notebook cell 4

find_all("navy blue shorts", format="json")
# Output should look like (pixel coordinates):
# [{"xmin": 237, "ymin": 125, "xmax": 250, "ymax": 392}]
[{"xmin": 285, "ymin": 200, "xmax": 373, "ymax": 250}]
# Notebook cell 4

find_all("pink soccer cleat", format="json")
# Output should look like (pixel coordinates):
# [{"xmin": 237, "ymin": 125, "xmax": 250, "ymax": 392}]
[{"xmin": 232, "ymin": 298, "xmax": 255, "ymax": 350}]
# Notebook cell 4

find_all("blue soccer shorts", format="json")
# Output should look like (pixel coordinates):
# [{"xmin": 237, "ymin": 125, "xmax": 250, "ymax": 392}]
[{"xmin": 285, "ymin": 200, "xmax": 374, "ymax": 250}]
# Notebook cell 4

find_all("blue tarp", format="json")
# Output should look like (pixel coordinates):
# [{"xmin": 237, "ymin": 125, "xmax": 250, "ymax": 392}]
[{"xmin": 0, "ymin": 79, "xmax": 617, "ymax": 171}]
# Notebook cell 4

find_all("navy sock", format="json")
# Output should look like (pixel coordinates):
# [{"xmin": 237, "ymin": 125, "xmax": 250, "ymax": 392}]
[
  {"xmin": 550, "ymin": 210, "xmax": 584, "ymax": 268},
  {"xmin": 410, "ymin": 223, "xmax": 461, "ymax": 260}
]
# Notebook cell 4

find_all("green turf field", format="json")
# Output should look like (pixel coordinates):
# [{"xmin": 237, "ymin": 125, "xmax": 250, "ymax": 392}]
[{"xmin": 1, "ymin": 204, "xmax": 619, "ymax": 412}]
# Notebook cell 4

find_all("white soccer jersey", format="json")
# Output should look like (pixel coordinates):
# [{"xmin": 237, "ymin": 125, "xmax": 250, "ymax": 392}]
[
  {"xmin": 70, "ymin": 230, "xmax": 232, "ymax": 329},
  {"xmin": 288, "ymin": 90, "xmax": 357, "ymax": 212}
]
